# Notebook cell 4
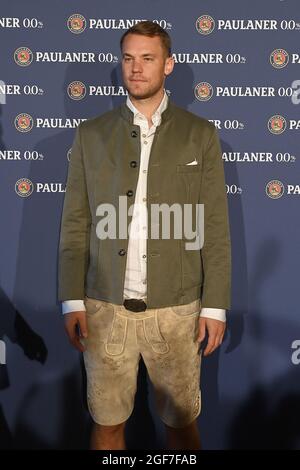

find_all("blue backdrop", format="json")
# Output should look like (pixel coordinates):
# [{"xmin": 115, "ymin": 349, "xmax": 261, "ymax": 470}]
[{"xmin": 1, "ymin": 0, "xmax": 300, "ymax": 449}]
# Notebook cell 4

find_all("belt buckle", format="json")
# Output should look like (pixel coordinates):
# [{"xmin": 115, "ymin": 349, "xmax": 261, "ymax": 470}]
[{"xmin": 123, "ymin": 299, "xmax": 147, "ymax": 312}]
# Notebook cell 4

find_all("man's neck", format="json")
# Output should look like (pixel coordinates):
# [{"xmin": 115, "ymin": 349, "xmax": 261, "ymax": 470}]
[{"xmin": 128, "ymin": 88, "xmax": 165, "ymax": 124}]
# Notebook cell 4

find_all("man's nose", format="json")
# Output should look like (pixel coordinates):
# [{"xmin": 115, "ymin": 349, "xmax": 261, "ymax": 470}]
[{"xmin": 131, "ymin": 60, "xmax": 143, "ymax": 72}]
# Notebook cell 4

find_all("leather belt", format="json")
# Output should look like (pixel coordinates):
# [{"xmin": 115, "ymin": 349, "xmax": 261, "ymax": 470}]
[{"xmin": 123, "ymin": 298, "xmax": 147, "ymax": 312}]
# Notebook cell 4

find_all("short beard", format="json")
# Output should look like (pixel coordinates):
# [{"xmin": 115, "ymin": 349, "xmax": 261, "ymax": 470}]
[{"xmin": 125, "ymin": 82, "xmax": 163, "ymax": 101}]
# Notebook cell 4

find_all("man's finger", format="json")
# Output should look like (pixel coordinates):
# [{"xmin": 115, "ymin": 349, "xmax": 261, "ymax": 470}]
[
  {"xmin": 67, "ymin": 321, "xmax": 86, "ymax": 352},
  {"xmin": 219, "ymin": 332, "xmax": 225, "ymax": 346},
  {"xmin": 77, "ymin": 315, "xmax": 88, "ymax": 338},
  {"xmin": 197, "ymin": 318, "xmax": 206, "ymax": 343},
  {"xmin": 71, "ymin": 334, "xmax": 86, "ymax": 353},
  {"xmin": 204, "ymin": 331, "xmax": 225, "ymax": 355},
  {"xmin": 203, "ymin": 333, "xmax": 217, "ymax": 356}
]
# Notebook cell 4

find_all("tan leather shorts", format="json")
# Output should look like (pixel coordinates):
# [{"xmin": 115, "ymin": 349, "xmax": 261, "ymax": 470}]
[{"xmin": 82, "ymin": 297, "xmax": 202, "ymax": 428}]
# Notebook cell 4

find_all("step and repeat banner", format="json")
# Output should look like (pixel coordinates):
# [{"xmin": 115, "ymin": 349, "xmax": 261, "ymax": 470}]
[{"xmin": 1, "ymin": 0, "xmax": 300, "ymax": 449}]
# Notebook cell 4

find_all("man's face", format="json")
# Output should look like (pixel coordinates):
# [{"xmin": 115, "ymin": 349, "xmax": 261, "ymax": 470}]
[{"xmin": 121, "ymin": 33, "xmax": 174, "ymax": 100}]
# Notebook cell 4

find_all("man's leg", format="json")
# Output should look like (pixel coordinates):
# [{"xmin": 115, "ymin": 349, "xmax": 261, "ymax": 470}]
[
  {"xmin": 83, "ymin": 299, "xmax": 141, "ymax": 450},
  {"xmin": 90, "ymin": 421, "xmax": 127, "ymax": 450},
  {"xmin": 165, "ymin": 419, "xmax": 201, "ymax": 450}
]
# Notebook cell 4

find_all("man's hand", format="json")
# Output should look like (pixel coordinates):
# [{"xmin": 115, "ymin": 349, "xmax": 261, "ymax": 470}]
[
  {"xmin": 197, "ymin": 317, "xmax": 226, "ymax": 356},
  {"xmin": 64, "ymin": 311, "xmax": 88, "ymax": 352}
]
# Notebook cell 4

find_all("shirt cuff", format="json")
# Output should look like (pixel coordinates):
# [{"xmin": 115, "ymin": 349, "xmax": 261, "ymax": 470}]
[
  {"xmin": 200, "ymin": 308, "xmax": 226, "ymax": 322},
  {"xmin": 62, "ymin": 300, "xmax": 86, "ymax": 315}
]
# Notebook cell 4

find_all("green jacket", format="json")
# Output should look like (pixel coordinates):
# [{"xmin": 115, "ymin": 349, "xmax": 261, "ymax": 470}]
[{"xmin": 58, "ymin": 98, "xmax": 231, "ymax": 309}]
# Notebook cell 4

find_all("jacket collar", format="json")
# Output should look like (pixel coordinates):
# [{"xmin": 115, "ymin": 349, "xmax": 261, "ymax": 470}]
[{"xmin": 120, "ymin": 91, "xmax": 173, "ymax": 126}]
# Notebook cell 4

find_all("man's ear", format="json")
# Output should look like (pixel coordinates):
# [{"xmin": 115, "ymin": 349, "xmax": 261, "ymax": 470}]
[{"xmin": 164, "ymin": 56, "xmax": 174, "ymax": 77}]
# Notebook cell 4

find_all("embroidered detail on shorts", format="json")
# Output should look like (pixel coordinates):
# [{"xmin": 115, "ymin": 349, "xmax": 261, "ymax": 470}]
[
  {"xmin": 105, "ymin": 312, "xmax": 128, "ymax": 356},
  {"xmin": 143, "ymin": 312, "xmax": 169, "ymax": 354}
]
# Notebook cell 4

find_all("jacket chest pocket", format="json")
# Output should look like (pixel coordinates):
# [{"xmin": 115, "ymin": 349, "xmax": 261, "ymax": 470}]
[{"xmin": 176, "ymin": 164, "xmax": 201, "ymax": 204}]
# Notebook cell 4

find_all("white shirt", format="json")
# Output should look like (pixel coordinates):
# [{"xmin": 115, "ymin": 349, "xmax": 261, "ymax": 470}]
[{"xmin": 62, "ymin": 90, "xmax": 226, "ymax": 322}]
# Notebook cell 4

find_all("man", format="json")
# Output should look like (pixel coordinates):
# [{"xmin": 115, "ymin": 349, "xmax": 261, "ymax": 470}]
[{"xmin": 58, "ymin": 21, "xmax": 231, "ymax": 450}]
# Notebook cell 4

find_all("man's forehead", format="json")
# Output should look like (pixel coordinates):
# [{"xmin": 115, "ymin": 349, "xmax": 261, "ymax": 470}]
[
  {"xmin": 123, "ymin": 34, "xmax": 162, "ymax": 51},
  {"xmin": 122, "ymin": 49, "xmax": 157, "ymax": 56}
]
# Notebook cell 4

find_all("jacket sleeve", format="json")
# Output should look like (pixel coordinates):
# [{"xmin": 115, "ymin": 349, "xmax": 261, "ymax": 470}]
[
  {"xmin": 199, "ymin": 125, "xmax": 231, "ymax": 309},
  {"xmin": 58, "ymin": 124, "xmax": 91, "ymax": 301}
]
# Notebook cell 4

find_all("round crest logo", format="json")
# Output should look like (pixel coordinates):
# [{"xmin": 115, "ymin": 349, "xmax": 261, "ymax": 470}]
[
  {"xmin": 268, "ymin": 115, "xmax": 286, "ymax": 134},
  {"xmin": 266, "ymin": 180, "xmax": 284, "ymax": 199},
  {"xmin": 67, "ymin": 81, "xmax": 86, "ymax": 100},
  {"xmin": 15, "ymin": 178, "xmax": 34, "ymax": 197},
  {"xmin": 195, "ymin": 15, "xmax": 215, "ymax": 35},
  {"xmin": 15, "ymin": 113, "xmax": 34, "ymax": 133},
  {"xmin": 270, "ymin": 49, "xmax": 289, "ymax": 68},
  {"xmin": 67, "ymin": 14, "xmax": 86, "ymax": 34},
  {"xmin": 14, "ymin": 47, "xmax": 33, "ymax": 66},
  {"xmin": 194, "ymin": 82, "xmax": 213, "ymax": 101}
]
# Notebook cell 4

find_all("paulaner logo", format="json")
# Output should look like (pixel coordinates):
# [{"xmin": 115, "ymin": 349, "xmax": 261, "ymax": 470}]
[
  {"xmin": 268, "ymin": 115, "xmax": 287, "ymax": 134},
  {"xmin": 67, "ymin": 81, "xmax": 86, "ymax": 100},
  {"xmin": 265, "ymin": 180, "xmax": 284, "ymax": 199},
  {"xmin": 14, "ymin": 115, "xmax": 86, "ymax": 130},
  {"xmin": 270, "ymin": 49, "xmax": 289, "ymax": 68},
  {"xmin": 14, "ymin": 47, "xmax": 33, "ymax": 66},
  {"xmin": 14, "ymin": 48, "xmax": 118, "ymax": 64},
  {"xmin": 67, "ymin": 84, "xmax": 127, "ymax": 97},
  {"xmin": 14, "ymin": 179, "xmax": 66, "ymax": 195},
  {"xmin": 67, "ymin": 14, "xmax": 87, "ymax": 33},
  {"xmin": 195, "ymin": 15, "xmax": 215, "ymax": 35},
  {"xmin": 196, "ymin": 18, "xmax": 300, "ymax": 32},
  {"xmin": 194, "ymin": 82, "xmax": 213, "ymax": 101},
  {"xmin": 0, "ymin": 340, "xmax": 5, "ymax": 365},
  {"xmin": 14, "ymin": 113, "xmax": 33, "ymax": 132},
  {"xmin": 15, "ymin": 178, "xmax": 34, "ymax": 197},
  {"xmin": 67, "ymin": 15, "xmax": 171, "ymax": 31}
]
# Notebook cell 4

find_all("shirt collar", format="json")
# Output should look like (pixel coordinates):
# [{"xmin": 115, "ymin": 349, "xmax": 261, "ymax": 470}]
[{"xmin": 126, "ymin": 89, "xmax": 169, "ymax": 126}]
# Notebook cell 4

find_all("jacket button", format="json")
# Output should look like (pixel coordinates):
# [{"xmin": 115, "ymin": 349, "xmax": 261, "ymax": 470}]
[
  {"xmin": 131, "ymin": 130, "xmax": 138, "ymax": 138},
  {"xmin": 118, "ymin": 249, "xmax": 126, "ymax": 256},
  {"xmin": 130, "ymin": 161, "xmax": 137, "ymax": 168},
  {"xmin": 126, "ymin": 190, "xmax": 133, "ymax": 197}
]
